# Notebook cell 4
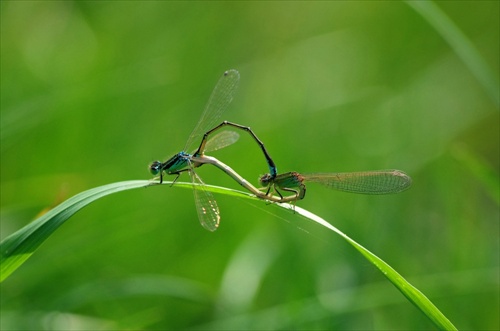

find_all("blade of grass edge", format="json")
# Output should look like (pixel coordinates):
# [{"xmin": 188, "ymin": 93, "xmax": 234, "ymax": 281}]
[
  {"xmin": 0, "ymin": 180, "xmax": 145, "ymax": 281},
  {"xmin": 286, "ymin": 204, "xmax": 457, "ymax": 331},
  {"xmin": 406, "ymin": 0, "xmax": 500, "ymax": 107},
  {"xmin": 0, "ymin": 180, "xmax": 457, "ymax": 330},
  {"xmin": 0, "ymin": 180, "xmax": 250, "ymax": 282}
]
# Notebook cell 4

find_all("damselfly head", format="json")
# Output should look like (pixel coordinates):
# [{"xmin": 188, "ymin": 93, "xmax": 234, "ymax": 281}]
[
  {"xmin": 149, "ymin": 161, "xmax": 162, "ymax": 176},
  {"xmin": 259, "ymin": 173, "xmax": 272, "ymax": 186}
]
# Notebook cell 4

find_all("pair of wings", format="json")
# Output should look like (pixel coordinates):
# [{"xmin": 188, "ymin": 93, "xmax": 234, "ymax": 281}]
[{"xmin": 183, "ymin": 70, "xmax": 240, "ymax": 232}]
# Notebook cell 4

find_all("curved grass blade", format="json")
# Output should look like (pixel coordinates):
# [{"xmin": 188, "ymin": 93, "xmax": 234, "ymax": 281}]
[
  {"xmin": 0, "ymin": 180, "xmax": 456, "ymax": 330},
  {"xmin": 406, "ymin": 1, "xmax": 499, "ymax": 106},
  {"xmin": 0, "ymin": 180, "xmax": 151, "ymax": 282},
  {"xmin": 0, "ymin": 180, "xmax": 251, "ymax": 282},
  {"xmin": 283, "ymin": 203, "xmax": 457, "ymax": 331}
]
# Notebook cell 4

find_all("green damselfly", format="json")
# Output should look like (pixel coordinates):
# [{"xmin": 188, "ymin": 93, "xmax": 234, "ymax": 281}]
[{"xmin": 259, "ymin": 170, "xmax": 412, "ymax": 201}]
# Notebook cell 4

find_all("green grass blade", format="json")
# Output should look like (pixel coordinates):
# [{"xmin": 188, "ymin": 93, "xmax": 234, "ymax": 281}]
[
  {"xmin": 286, "ymin": 204, "xmax": 457, "ymax": 331},
  {"xmin": 1, "ymin": 180, "xmax": 456, "ymax": 330},
  {"xmin": 0, "ymin": 180, "xmax": 150, "ymax": 282},
  {"xmin": 0, "ymin": 180, "xmax": 254, "ymax": 282},
  {"xmin": 407, "ymin": 0, "xmax": 500, "ymax": 106}
]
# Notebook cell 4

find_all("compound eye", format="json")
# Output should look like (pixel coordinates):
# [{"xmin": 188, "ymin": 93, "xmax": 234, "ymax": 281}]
[
  {"xmin": 149, "ymin": 161, "xmax": 162, "ymax": 176},
  {"xmin": 259, "ymin": 174, "xmax": 271, "ymax": 186}
]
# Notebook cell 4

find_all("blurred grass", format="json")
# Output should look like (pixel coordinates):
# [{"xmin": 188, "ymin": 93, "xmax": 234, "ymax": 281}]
[{"xmin": 1, "ymin": 1, "xmax": 498, "ymax": 330}]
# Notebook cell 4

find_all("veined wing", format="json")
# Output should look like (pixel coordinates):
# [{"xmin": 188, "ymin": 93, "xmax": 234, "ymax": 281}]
[
  {"xmin": 188, "ymin": 165, "xmax": 221, "ymax": 231},
  {"xmin": 303, "ymin": 170, "xmax": 412, "ymax": 195},
  {"xmin": 184, "ymin": 69, "xmax": 240, "ymax": 151},
  {"xmin": 198, "ymin": 130, "xmax": 240, "ymax": 153}
]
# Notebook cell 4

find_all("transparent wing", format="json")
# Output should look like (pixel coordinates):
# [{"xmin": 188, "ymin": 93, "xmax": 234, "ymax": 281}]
[
  {"xmin": 188, "ymin": 166, "xmax": 220, "ymax": 232},
  {"xmin": 303, "ymin": 170, "xmax": 412, "ymax": 194},
  {"xmin": 202, "ymin": 130, "xmax": 240, "ymax": 153},
  {"xmin": 184, "ymin": 69, "xmax": 240, "ymax": 150}
]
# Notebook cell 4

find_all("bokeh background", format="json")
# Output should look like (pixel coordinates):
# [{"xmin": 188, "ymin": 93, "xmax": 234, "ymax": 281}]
[{"xmin": 1, "ymin": 1, "xmax": 498, "ymax": 330}]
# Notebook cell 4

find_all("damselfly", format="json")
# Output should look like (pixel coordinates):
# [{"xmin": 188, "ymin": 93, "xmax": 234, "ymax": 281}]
[
  {"xmin": 149, "ymin": 70, "xmax": 277, "ymax": 231},
  {"xmin": 259, "ymin": 170, "xmax": 412, "ymax": 201}
]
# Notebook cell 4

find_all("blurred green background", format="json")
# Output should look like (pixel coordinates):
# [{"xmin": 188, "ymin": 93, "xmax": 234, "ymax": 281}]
[{"xmin": 1, "ymin": 1, "xmax": 498, "ymax": 330}]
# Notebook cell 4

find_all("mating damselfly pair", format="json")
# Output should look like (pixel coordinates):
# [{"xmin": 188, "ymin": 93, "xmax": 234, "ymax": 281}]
[{"xmin": 149, "ymin": 69, "xmax": 411, "ymax": 231}]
